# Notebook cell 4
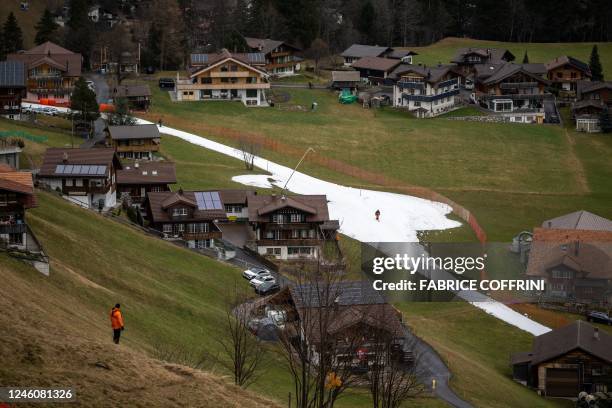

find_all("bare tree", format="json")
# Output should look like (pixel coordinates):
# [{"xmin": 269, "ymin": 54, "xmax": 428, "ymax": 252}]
[
  {"xmin": 237, "ymin": 136, "xmax": 259, "ymax": 171},
  {"xmin": 305, "ymin": 38, "xmax": 329, "ymax": 76},
  {"xmin": 218, "ymin": 285, "xmax": 266, "ymax": 388}
]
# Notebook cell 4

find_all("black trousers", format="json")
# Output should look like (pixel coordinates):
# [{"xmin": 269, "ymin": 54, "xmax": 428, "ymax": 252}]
[{"xmin": 113, "ymin": 328, "xmax": 121, "ymax": 344}]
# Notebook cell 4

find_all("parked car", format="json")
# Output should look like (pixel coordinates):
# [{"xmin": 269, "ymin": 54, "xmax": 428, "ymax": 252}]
[
  {"xmin": 587, "ymin": 311, "xmax": 612, "ymax": 325},
  {"xmin": 40, "ymin": 107, "xmax": 59, "ymax": 116},
  {"xmin": 255, "ymin": 281, "xmax": 281, "ymax": 296},
  {"xmin": 250, "ymin": 275, "xmax": 276, "ymax": 288},
  {"xmin": 242, "ymin": 267, "xmax": 271, "ymax": 280}
]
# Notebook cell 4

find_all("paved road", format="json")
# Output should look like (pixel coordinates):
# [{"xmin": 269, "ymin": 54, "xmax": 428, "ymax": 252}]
[{"xmin": 82, "ymin": 73, "xmax": 109, "ymax": 148}]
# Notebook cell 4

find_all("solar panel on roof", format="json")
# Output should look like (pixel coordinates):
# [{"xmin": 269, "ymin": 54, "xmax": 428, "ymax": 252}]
[
  {"xmin": 54, "ymin": 164, "xmax": 106, "ymax": 175},
  {"xmin": 72, "ymin": 165, "xmax": 82, "ymax": 174},
  {"xmin": 55, "ymin": 164, "xmax": 65, "ymax": 174},
  {"xmin": 191, "ymin": 54, "xmax": 209, "ymax": 64},
  {"xmin": 247, "ymin": 53, "xmax": 264, "ymax": 63},
  {"xmin": 195, "ymin": 191, "xmax": 223, "ymax": 210}
]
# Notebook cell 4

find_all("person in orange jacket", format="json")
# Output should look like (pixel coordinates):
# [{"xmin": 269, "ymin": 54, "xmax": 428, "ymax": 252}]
[{"xmin": 110, "ymin": 304, "xmax": 124, "ymax": 344}]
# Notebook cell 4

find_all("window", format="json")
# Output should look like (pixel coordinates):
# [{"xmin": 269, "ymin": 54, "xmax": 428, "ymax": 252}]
[
  {"xmin": 187, "ymin": 223, "xmax": 209, "ymax": 233},
  {"xmin": 266, "ymin": 247, "xmax": 281, "ymax": 256},
  {"xmin": 552, "ymin": 269, "xmax": 572, "ymax": 279},
  {"xmin": 272, "ymin": 214, "xmax": 285, "ymax": 224},
  {"xmin": 246, "ymin": 77, "xmax": 257, "ymax": 84},
  {"xmin": 221, "ymin": 77, "xmax": 229, "ymax": 83},
  {"xmin": 172, "ymin": 207, "xmax": 188, "ymax": 217},
  {"xmin": 177, "ymin": 223, "xmax": 185, "ymax": 232},
  {"xmin": 290, "ymin": 213, "xmax": 303, "ymax": 223},
  {"xmin": 292, "ymin": 229, "xmax": 299, "ymax": 238},
  {"xmin": 151, "ymin": 186, "xmax": 164, "ymax": 192},
  {"xmin": 246, "ymin": 89, "xmax": 258, "ymax": 98},
  {"xmin": 163, "ymin": 224, "xmax": 172, "ymax": 233},
  {"xmin": 195, "ymin": 239, "xmax": 212, "ymax": 248},
  {"xmin": 75, "ymin": 179, "xmax": 83, "ymax": 187}
]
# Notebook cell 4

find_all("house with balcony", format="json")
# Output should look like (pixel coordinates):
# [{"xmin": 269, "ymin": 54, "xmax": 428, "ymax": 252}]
[
  {"xmin": 474, "ymin": 63, "xmax": 550, "ymax": 123},
  {"xmin": 106, "ymin": 124, "xmax": 160, "ymax": 160},
  {"xmin": 245, "ymin": 37, "xmax": 302, "ymax": 76},
  {"xmin": 144, "ymin": 189, "xmax": 226, "ymax": 249},
  {"xmin": 177, "ymin": 49, "xmax": 270, "ymax": 106},
  {"xmin": 390, "ymin": 65, "xmax": 462, "ymax": 118},
  {"xmin": 0, "ymin": 164, "xmax": 37, "ymax": 251},
  {"xmin": 246, "ymin": 193, "xmax": 339, "ymax": 261},
  {"xmin": 572, "ymin": 81, "xmax": 612, "ymax": 133},
  {"xmin": 351, "ymin": 56, "xmax": 402, "ymax": 85},
  {"xmin": 0, "ymin": 61, "xmax": 26, "ymax": 119},
  {"xmin": 545, "ymin": 56, "xmax": 592, "ymax": 97},
  {"xmin": 110, "ymin": 84, "xmax": 151, "ymax": 111},
  {"xmin": 7, "ymin": 41, "xmax": 82, "ymax": 105},
  {"xmin": 116, "ymin": 161, "xmax": 176, "ymax": 205},
  {"xmin": 37, "ymin": 148, "xmax": 122, "ymax": 209},
  {"xmin": 340, "ymin": 44, "xmax": 418, "ymax": 67},
  {"xmin": 0, "ymin": 138, "xmax": 23, "ymax": 169},
  {"xmin": 451, "ymin": 47, "xmax": 515, "ymax": 78}
]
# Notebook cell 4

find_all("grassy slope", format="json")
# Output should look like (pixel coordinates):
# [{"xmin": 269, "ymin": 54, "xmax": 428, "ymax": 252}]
[{"xmin": 410, "ymin": 37, "xmax": 612, "ymax": 79}]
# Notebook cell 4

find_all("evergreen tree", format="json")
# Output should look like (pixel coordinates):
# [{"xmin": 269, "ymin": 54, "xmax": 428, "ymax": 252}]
[
  {"xmin": 0, "ymin": 28, "xmax": 5, "ymax": 60},
  {"xmin": 589, "ymin": 44, "xmax": 604, "ymax": 81},
  {"xmin": 357, "ymin": 1, "xmax": 376, "ymax": 43},
  {"xmin": 522, "ymin": 51, "xmax": 529, "ymax": 64},
  {"xmin": 35, "ymin": 9, "xmax": 59, "ymax": 45},
  {"xmin": 71, "ymin": 77, "xmax": 100, "ymax": 124},
  {"xmin": 65, "ymin": 0, "xmax": 94, "ymax": 68},
  {"xmin": 600, "ymin": 109, "xmax": 612, "ymax": 133},
  {"xmin": 3, "ymin": 12, "xmax": 24, "ymax": 55}
]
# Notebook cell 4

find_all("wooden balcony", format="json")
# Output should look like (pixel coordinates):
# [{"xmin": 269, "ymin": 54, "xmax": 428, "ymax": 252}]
[
  {"xmin": 181, "ymin": 231, "xmax": 222, "ymax": 240},
  {"xmin": 0, "ymin": 223, "xmax": 26, "ymax": 234},
  {"xmin": 115, "ymin": 144, "xmax": 160, "ymax": 153},
  {"xmin": 256, "ymin": 238, "xmax": 323, "ymax": 247},
  {"xmin": 209, "ymin": 71, "xmax": 251, "ymax": 78},
  {"xmin": 177, "ymin": 83, "xmax": 269, "ymax": 91}
]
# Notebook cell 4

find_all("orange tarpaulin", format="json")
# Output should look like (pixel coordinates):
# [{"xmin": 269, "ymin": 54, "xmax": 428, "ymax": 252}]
[{"xmin": 99, "ymin": 104, "xmax": 115, "ymax": 112}]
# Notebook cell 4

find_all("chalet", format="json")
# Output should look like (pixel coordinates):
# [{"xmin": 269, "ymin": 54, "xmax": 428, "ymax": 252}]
[
  {"xmin": 451, "ymin": 47, "xmax": 515, "ymax": 77},
  {"xmin": 7, "ymin": 41, "xmax": 82, "ymax": 105},
  {"xmin": 110, "ymin": 84, "xmax": 152, "ymax": 111},
  {"xmin": 0, "ymin": 138, "xmax": 23, "ymax": 169},
  {"xmin": 245, "ymin": 37, "xmax": 302, "ymax": 76},
  {"xmin": 246, "ymin": 193, "xmax": 339, "ymax": 261},
  {"xmin": 264, "ymin": 282, "xmax": 406, "ymax": 371},
  {"xmin": 545, "ymin": 56, "xmax": 592, "ymax": 95},
  {"xmin": 177, "ymin": 49, "xmax": 270, "ymax": 106},
  {"xmin": 38, "ymin": 148, "xmax": 122, "ymax": 209},
  {"xmin": 0, "ymin": 164, "xmax": 36, "ymax": 251},
  {"xmin": 0, "ymin": 61, "xmax": 26, "ymax": 119},
  {"xmin": 340, "ymin": 44, "xmax": 417, "ymax": 67},
  {"xmin": 116, "ymin": 161, "xmax": 176, "ymax": 204},
  {"xmin": 93, "ymin": 50, "xmax": 139, "ymax": 75},
  {"xmin": 351, "ymin": 57, "xmax": 402, "ymax": 84},
  {"xmin": 511, "ymin": 321, "xmax": 612, "ymax": 397},
  {"xmin": 573, "ymin": 81, "xmax": 612, "ymax": 133},
  {"xmin": 106, "ymin": 124, "xmax": 160, "ymax": 160},
  {"xmin": 145, "ymin": 189, "xmax": 226, "ymax": 249},
  {"xmin": 219, "ymin": 189, "xmax": 251, "ymax": 221},
  {"xmin": 525, "ymin": 211, "xmax": 612, "ymax": 305},
  {"xmin": 330, "ymin": 71, "xmax": 361, "ymax": 91},
  {"xmin": 474, "ymin": 63, "xmax": 550, "ymax": 123},
  {"xmin": 390, "ymin": 64, "xmax": 461, "ymax": 118}
]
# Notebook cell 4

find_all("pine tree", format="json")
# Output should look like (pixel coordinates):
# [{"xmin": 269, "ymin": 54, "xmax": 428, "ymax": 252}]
[
  {"xmin": 71, "ymin": 77, "xmax": 100, "ymax": 124},
  {"xmin": 35, "ymin": 9, "xmax": 59, "ymax": 45},
  {"xmin": 65, "ymin": 0, "xmax": 94, "ymax": 68},
  {"xmin": 589, "ymin": 44, "xmax": 604, "ymax": 81},
  {"xmin": 522, "ymin": 51, "xmax": 529, "ymax": 64},
  {"xmin": 3, "ymin": 12, "xmax": 24, "ymax": 55}
]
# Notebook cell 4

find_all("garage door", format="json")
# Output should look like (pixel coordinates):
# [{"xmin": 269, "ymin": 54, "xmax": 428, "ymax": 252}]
[{"xmin": 546, "ymin": 368, "xmax": 579, "ymax": 397}]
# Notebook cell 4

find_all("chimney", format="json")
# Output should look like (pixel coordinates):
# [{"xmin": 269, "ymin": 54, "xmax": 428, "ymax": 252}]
[
  {"xmin": 62, "ymin": 152, "xmax": 68, "ymax": 163},
  {"xmin": 594, "ymin": 327, "xmax": 600, "ymax": 340},
  {"xmin": 178, "ymin": 187, "xmax": 184, "ymax": 195}
]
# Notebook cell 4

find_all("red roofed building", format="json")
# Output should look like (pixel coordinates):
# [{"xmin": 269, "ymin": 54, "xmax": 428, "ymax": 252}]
[{"xmin": 0, "ymin": 165, "xmax": 36, "ymax": 250}]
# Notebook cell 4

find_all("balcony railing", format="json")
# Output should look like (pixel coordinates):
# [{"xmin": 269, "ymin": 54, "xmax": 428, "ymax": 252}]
[
  {"xmin": 500, "ymin": 82, "xmax": 540, "ymax": 89},
  {"xmin": 439, "ymin": 78, "xmax": 459, "ymax": 88},
  {"xmin": 480, "ymin": 93, "xmax": 551, "ymax": 101},
  {"xmin": 402, "ymin": 88, "xmax": 460, "ymax": 102},
  {"xmin": 397, "ymin": 81, "xmax": 425, "ymax": 90},
  {"xmin": 256, "ymin": 238, "xmax": 323, "ymax": 246},
  {"xmin": 0, "ymin": 223, "xmax": 26, "ymax": 234}
]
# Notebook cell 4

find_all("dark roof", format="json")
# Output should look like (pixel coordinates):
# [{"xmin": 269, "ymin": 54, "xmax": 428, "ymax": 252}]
[
  {"xmin": 0, "ymin": 61, "xmax": 26, "ymax": 88},
  {"xmin": 218, "ymin": 189, "xmax": 253, "ymax": 205},
  {"xmin": 331, "ymin": 70, "xmax": 361, "ymax": 83},
  {"xmin": 107, "ymin": 124, "xmax": 160, "ymax": 140},
  {"xmin": 116, "ymin": 161, "xmax": 176, "ymax": 185},
  {"xmin": 290, "ymin": 281, "xmax": 386, "ymax": 309},
  {"xmin": 482, "ymin": 63, "xmax": 549, "ymax": 86},
  {"xmin": 542, "ymin": 210, "xmax": 612, "ymax": 231},
  {"xmin": 111, "ymin": 84, "xmax": 152, "ymax": 98},
  {"xmin": 577, "ymin": 81, "xmax": 612, "ymax": 99},
  {"xmin": 390, "ymin": 64, "xmax": 459, "ymax": 83},
  {"xmin": 387, "ymin": 49, "xmax": 418, "ymax": 59},
  {"xmin": 0, "ymin": 167, "xmax": 36, "ymax": 208},
  {"xmin": 190, "ymin": 49, "xmax": 266, "ymax": 67},
  {"xmin": 545, "ymin": 56, "xmax": 591, "ymax": 76},
  {"xmin": 147, "ymin": 190, "xmax": 227, "ymax": 223},
  {"xmin": 244, "ymin": 37, "xmax": 301, "ymax": 54},
  {"xmin": 451, "ymin": 48, "xmax": 515, "ymax": 64},
  {"xmin": 513, "ymin": 321, "xmax": 612, "ymax": 366},
  {"xmin": 247, "ymin": 194, "xmax": 331, "ymax": 223},
  {"xmin": 572, "ymin": 100, "xmax": 606, "ymax": 112},
  {"xmin": 352, "ymin": 56, "xmax": 401, "ymax": 73},
  {"xmin": 341, "ymin": 44, "xmax": 391, "ymax": 58},
  {"xmin": 39, "ymin": 148, "xmax": 120, "ymax": 177},
  {"xmin": 7, "ymin": 41, "xmax": 82, "ymax": 77}
]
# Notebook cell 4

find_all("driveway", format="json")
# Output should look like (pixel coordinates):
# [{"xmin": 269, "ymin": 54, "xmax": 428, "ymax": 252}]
[{"xmin": 82, "ymin": 73, "xmax": 109, "ymax": 147}]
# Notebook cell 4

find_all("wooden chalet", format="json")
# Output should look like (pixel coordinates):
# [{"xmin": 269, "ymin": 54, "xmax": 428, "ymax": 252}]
[
  {"xmin": 351, "ymin": 56, "xmax": 401, "ymax": 84},
  {"xmin": 7, "ymin": 41, "xmax": 82, "ymax": 105},
  {"xmin": 178, "ymin": 49, "xmax": 270, "ymax": 106},
  {"xmin": 116, "ymin": 161, "xmax": 176, "ymax": 204},
  {"xmin": 110, "ymin": 84, "xmax": 152, "ymax": 110},
  {"xmin": 340, "ymin": 44, "xmax": 417, "ymax": 67},
  {"xmin": 525, "ymin": 211, "xmax": 612, "ymax": 305},
  {"xmin": 474, "ymin": 62, "xmax": 550, "ymax": 123},
  {"xmin": 573, "ymin": 81, "xmax": 612, "ymax": 133},
  {"xmin": 37, "ymin": 148, "xmax": 122, "ymax": 209},
  {"xmin": 246, "ymin": 193, "xmax": 339, "ymax": 261},
  {"xmin": 106, "ymin": 124, "xmax": 160, "ymax": 160},
  {"xmin": 451, "ymin": 47, "xmax": 515, "ymax": 77},
  {"xmin": 245, "ymin": 37, "xmax": 302, "ymax": 76},
  {"xmin": 390, "ymin": 64, "xmax": 461, "ymax": 118},
  {"xmin": 545, "ymin": 56, "xmax": 592, "ymax": 96},
  {"xmin": 511, "ymin": 321, "xmax": 612, "ymax": 397},
  {"xmin": 0, "ymin": 164, "xmax": 36, "ymax": 251},
  {"xmin": 0, "ymin": 61, "xmax": 26, "ymax": 119},
  {"xmin": 144, "ymin": 189, "xmax": 227, "ymax": 249}
]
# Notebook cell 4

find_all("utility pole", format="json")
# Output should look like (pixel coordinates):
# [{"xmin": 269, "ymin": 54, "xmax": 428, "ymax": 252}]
[{"xmin": 280, "ymin": 147, "xmax": 315, "ymax": 197}]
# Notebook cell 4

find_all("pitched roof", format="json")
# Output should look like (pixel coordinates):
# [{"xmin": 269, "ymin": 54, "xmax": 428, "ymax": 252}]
[
  {"xmin": 245, "ymin": 37, "xmax": 301, "ymax": 54},
  {"xmin": 577, "ymin": 80, "xmax": 612, "ymax": 99},
  {"xmin": 110, "ymin": 84, "xmax": 152, "ymax": 98},
  {"xmin": 290, "ymin": 281, "xmax": 386, "ymax": 309},
  {"xmin": 39, "ymin": 148, "xmax": 119, "ymax": 177},
  {"xmin": 352, "ymin": 56, "xmax": 401, "ymax": 73},
  {"xmin": 189, "ymin": 50, "xmax": 268, "ymax": 77},
  {"xmin": 247, "ymin": 194, "xmax": 331, "ymax": 222},
  {"xmin": 542, "ymin": 210, "xmax": 612, "ymax": 231},
  {"xmin": 451, "ymin": 48, "xmax": 515, "ymax": 64},
  {"xmin": 0, "ymin": 167, "xmax": 36, "ymax": 208},
  {"xmin": 390, "ymin": 64, "xmax": 458, "ymax": 83},
  {"xmin": 147, "ymin": 190, "xmax": 227, "ymax": 223},
  {"xmin": 513, "ymin": 321, "xmax": 612, "ymax": 366},
  {"xmin": 116, "ymin": 161, "xmax": 176, "ymax": 185},
  {"xmin": 545, "ymin": 56, "xmax": 591, "ymax": 76},
  {"xmin": 7, "ymin": 41, "xmax": 82, "ymax": 77},
  {"xmin": 387, "ymin": 49, "xmax": 418, "ymax": 59},
  {"xmin": 482, "ymin": 63, "xmax": 549, "ymax": 85},
  {"xmin": 218, "ymin": 189, "xmax": 253, "ymax": 204},
  {"xmin": 331, "ymin": 70, "xmax": 361, "ymax": 83},
  {"xmin": 341, "ymin": 44, "xmax": 391, "ymax": 58},
  {"xmin": 107, "ymin": 124, "xmax": 160, "ymax": 140},
  {"xmin": 0, "ymin": 61, "xmax": 26, "ymax": 88},
  {"xmin": 572, "ymin": 99, "xmax": 606, "ymax": 112}
]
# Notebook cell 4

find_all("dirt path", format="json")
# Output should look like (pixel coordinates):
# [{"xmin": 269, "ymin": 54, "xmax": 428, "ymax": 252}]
[{"xmin": 564, "ymin": 129, "xmax": 591, "ymax": 194}]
